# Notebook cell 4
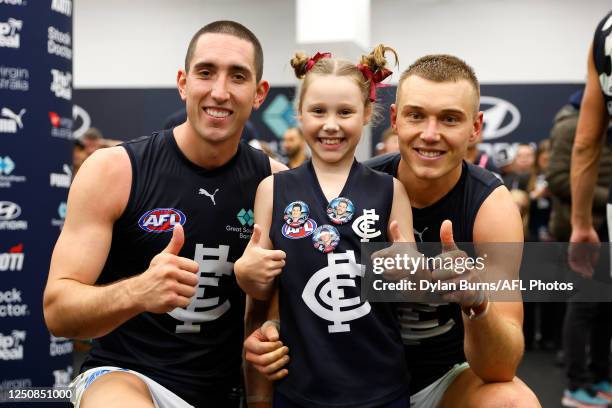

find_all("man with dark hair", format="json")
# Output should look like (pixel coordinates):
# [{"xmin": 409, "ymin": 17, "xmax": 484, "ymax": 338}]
[
  {"xmin": 244, "ymin": 54, "xmax": 540, "ymax": 407},
  {"xmin": 44, "ymin": 20, "xmax": 285, "ymax": 408},
  {"xmin": 282, "ymin": 127, "xmax": 308, "ymax": 168},
  {"xmin": 184, "ymin": 20, "xmax": 264, "ymax": 82}
]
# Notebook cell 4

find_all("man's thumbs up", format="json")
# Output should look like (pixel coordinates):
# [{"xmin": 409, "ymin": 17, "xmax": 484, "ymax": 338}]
[
  {"xmin": 163, "ymin": 223, "xmax": 185, "ymax": 255},
  {"xmin": 248, "ymin": 224, "xmax": 262, "ymax": 248},
  {"xmin": 440, "ymin": 220, "xmax": 459, "ymax": 253},
  {"xmin": 133, "ymin": 222, "xmax": 200, "ymax": 313},
  {"xmin": 433, "ymin": 219, "xmax": 467, "ymax": 282},
  {"xmin": 435, "ymin": 220, "xmax": 487, "ymax": 310},
  {"xmin": 389, "ymin": 220, "xmax": 407, "ymax": 243}
]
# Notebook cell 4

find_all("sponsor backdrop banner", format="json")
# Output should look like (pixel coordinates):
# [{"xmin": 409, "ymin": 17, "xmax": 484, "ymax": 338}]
[
  {"xmin": 0, "ymin": 0, "xmax": 73, "ymax": 405},
  {"xmin": 73, "ymin": 84, "xmax": 582, "ymax": 157}
]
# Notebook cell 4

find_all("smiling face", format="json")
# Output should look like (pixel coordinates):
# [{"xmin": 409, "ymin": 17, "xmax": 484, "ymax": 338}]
[
  {"xmin": 392, "ymin": 75, "xmax": 483, "ymax": 181},
  {"xmin": 298, "ymin": 74, "xmax": 371, "ymax": 165},
  {"xmin": 177, "ymin": 33, "xmax": 268, "ymax": 146},
  {"xmin": 336, "ymin": 201, "xmax": 348, "ymax": 215},
  {"xmin": 291, "ymin": 205, "xmax": 302, "ymax": 220}
]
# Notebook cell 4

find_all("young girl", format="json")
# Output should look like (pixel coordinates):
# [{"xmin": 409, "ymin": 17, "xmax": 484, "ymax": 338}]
[{"xmin": 236, "ymin": 45, "xmax": 414, "ymax": 407}]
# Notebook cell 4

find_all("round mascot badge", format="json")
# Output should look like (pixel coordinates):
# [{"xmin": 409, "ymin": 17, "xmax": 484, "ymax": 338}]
[
  {"xmin": 326, "ymin": 197, "xmax": 354, "ymax": 225},
  {"xmin": 283, "ymin": 201, "xmax": 309, "ymax": 228},
  {"xmin": 312, "ymin": 225, "xmax": 340, "ymax": 253}
]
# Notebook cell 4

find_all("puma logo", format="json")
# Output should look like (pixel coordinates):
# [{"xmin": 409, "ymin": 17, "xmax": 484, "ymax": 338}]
[
  {"xmin": 413, "ymin": 227, "xmax": 428, "ymax": 243},
  {"xmin": 199, "ymin": 188, "xmax": 219, "ymax": 205},
  {"xmin": 1, "ymin": 108, "xmax": 26, "ymax": 129}
]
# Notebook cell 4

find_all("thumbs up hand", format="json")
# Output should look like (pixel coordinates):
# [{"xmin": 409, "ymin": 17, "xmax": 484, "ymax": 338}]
[
  {"xmin": 431, "ymin": 220, "xmax": 465, "ymax": 281},
  {"xmin": 235, "ymin": 224, "xmax": 286, "ymax": 288},
  {"xmin": 440, "ymin": 219, "xmax": 460, "ymax": 253},
  {"xmin": 431, "ymin": 220, "xmax": 487, "ymax": 310},
  {"xmin": 370, "ymin": 221, "xmax": 430, "ymax": 299},
  {"xmin": 162, "ymin": 220, "xmax": 186, "ymax": 255},
  {"xmin": 129, "ymin": 223, "xmax": 201, "ymax": 313},
  {"xmin": 388, "ymin": 220, "xmax": 408, "ymax": 243}
]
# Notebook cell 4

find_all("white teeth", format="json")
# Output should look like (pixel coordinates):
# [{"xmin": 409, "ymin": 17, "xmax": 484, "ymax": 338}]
[
  {"xmin": 320, "ymin": 138, "xmax": 342, "ymax": 145},
  {"xmin": 205, "ymin": 108, "xmax": 230, "ymax": 118},
  {"xmin": 417, "ymin": 149, "xmax": 442, "ymax": 158}
]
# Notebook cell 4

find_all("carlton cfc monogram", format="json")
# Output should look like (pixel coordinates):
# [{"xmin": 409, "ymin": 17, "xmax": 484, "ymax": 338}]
[
  {"xmin": 167, "ymin": 244, "xmax": 234, "ymax": 333},
  {"xmin": 301, "ymin": 251, "xmax": 371, "ymax": 333}
]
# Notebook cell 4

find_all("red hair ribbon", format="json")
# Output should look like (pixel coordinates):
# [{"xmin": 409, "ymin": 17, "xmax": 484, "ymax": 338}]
[
  {"xmin": 305, "ymin": 52, "xmax": 332, "ymax": 72},
  {"xmin": 357, "ymin": 64, "xmax": 392, "ymax": 102}
]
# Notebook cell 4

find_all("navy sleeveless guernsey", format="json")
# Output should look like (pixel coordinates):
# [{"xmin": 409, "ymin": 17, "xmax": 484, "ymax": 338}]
[
  {"xmin": 81, "ymin": 129, "xmax": 271, "ymax": 405},
  {"xmin": 365, "ymin": 153, "xmax": 502, "ymax": 393},
  {"xmin": 271, "ymin": 160, "xmax": 408, "ymax": 407},
  {"xmin": 593, "ymin": 10, "xmax": 612, "ymax": 117}
]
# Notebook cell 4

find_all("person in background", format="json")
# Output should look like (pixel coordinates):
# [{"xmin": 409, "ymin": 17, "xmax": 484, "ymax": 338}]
[
  {"xmin": 564, "ymin": 14, "xmax": 612, "ymax": 397},
  {"xmin": 72, "ymin": 128, "xmax": 122, "ymax": 176},
  {"xmin": 465, "ymin": 131, "xmax": 500, "ymax": 176},
  {"xmin": 503, "ymin": 143, "xmax": 535, "ymax": 191},
  {"xmin": 548, "ymin": 90, "xmax": 612, "ymax": 243},
  {"xmin": 527, "ymin": 139, "xmax": 553, "ymax": 242},
  {"xmin": 81, "ymin": 127, "xmax": 104, "ymax": 156},
  {"xmin": 375, "ymin": 127, "xmax": 400, "ymax": 156},
  {"xmin": 522, "ymin": 138, "xmax": 562, "ymax": 358},
  {"xmin": 550, "ymin": 89, "xmax": 612, "ymax": 406},
  {"xmin": 281, "ymin": 127, "xmax": 308, "ymax": 168}
]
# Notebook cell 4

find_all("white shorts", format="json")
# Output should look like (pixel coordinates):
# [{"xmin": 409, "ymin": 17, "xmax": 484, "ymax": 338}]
[
  {"xmin": 70, "ymin": 366, "xmax": 194, "ymax": 408},
  {"xmin": 410, "ymin": 362, "xmax": 470, "ymax": 408}
]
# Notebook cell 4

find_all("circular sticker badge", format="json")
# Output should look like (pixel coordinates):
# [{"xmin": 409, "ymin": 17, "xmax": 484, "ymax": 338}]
[
  {"xmin": 283, "ymin": 201, "xmax": 310, "ymax": 227},
  {"xmin": 312, "ymin": 225, "xmax": 340, "ymax": 253},
  {"xmin": 282, "ymin": 219, "xmax": 318, "ymax": 239},
  {"xmin": 326, "ymin": 197, "xmax": 354, "ymax": 225}
]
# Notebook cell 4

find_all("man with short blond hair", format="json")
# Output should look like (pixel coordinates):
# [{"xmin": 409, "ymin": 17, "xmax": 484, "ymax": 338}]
[{"xmin": 366, "ymin": 53, "xmax": 539, "ymax": 408}]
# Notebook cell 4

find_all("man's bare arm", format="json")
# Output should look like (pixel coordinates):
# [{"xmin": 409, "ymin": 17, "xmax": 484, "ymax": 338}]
[
  {"xmin": 388, "ymin": 178, "xmax": 415, "ymax": 242},
  {"xmin": 244, "ymin": 292, "xmax": 284, "ymax": 408},
  {"xmin": 43, "ymin": 147, "xmax": 199, "ymax": 339},
  {"xmin": 467, "ymin": 186, "xmax": 525, "ymax": 382},
  {"xmin": 570, "ymin": 44, "xmax": 609, "ymax": 234}
]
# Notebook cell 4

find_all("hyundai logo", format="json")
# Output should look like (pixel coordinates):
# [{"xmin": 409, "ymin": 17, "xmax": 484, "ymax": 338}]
[
  {"xmin": 72, "ymin": 104, "xmax": 91, "ymax": 140},
  {"xmin": 480, "ymin": 96, "xmax": 521, "ymax": 141},
  {"xmin": 0, "ymin": 201, "xmax": 21, "ymax": 220}
]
